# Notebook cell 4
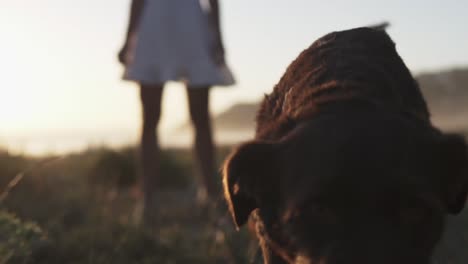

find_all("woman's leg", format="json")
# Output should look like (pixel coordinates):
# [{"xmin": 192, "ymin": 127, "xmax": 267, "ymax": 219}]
[
  {"xmin": 186, "ymin": 86, "xmax": 217, "ymax": 200},
  {"xmin": 139, "ymin": 83, "xmax": 164, "ymax": 222}
]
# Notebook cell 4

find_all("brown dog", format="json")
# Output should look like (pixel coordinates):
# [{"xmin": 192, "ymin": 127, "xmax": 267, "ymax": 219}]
[{"xmin": 223, "ymin": 27, "xmax": 468, "ymax": 264}]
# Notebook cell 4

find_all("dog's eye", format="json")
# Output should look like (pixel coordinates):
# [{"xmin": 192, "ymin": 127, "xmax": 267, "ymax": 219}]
[
  {"xmin": 305, "ymin": 203, "xmax": 337, "ymax": 223},
  {"xmin": 283, "ymin": 202, "xmax": 337, "ymax": 225},
  {"xmin": 282, "ymin": 208, "xmax": 301, "ymax": 223}
]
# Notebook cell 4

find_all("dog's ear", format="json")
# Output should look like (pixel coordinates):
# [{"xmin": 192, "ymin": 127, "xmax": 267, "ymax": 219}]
[
  {"xmin": 436, "ymin": 134, "xmax": 468, "ymax": 214},
  {"xmin": 222, "ymin": 141, "xmax": 279, "ymax": 228}
]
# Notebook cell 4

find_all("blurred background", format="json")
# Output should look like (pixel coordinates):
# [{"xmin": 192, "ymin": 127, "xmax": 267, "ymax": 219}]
[
  {"xmin": 0, "ymin": 0, "xmax": 467, "ymax": 263},
  {"xmin": 1, "ymin": 0, "xmax": 467, "ymax": 154}
]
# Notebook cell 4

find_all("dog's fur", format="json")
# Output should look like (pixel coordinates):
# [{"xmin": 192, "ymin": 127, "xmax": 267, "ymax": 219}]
[{"xmin": 223, "ymin": 27, "xmax": 468, "ymax": 264}]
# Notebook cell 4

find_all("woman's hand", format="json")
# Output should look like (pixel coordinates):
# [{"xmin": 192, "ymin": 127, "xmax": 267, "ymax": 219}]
[
  {"xmin": 118, "ymin": 42, "xmax": 129, "ymax": 65},
  {"xmin": 119, "ymin": 0, "xmax": 145, "ymax": 65},
  {"xmin": 208, "ymin": 0, "xmax": 225, "ymax": 65},
  {"xmin": 212, "ymin": 33, "xmax": 226, "ymax": 66}
]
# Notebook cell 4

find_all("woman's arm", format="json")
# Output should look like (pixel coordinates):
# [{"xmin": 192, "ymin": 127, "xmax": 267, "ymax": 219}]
[
  {"xmin": 208, "ymin": 0, "xmax": 221, "ymax": 33},
  {"xmin": 119, "ymin": 0, "xmax": 145, "ymax": 64},
  {"xmin": 125, "ymin": 0, "xmax": 145, "ymax": 41},
  {"xmin": 208, "ymin": 0, "xmax": 225, "ymax": 65}
]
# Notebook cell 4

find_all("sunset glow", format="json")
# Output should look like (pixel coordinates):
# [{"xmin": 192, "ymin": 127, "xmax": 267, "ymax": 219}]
[{"xmin": 1, "ymin": 0, "xmax": 467, "ymax": 154}]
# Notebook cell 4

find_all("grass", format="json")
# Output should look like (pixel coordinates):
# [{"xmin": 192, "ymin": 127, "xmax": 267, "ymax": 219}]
[
  {"xmin": 0, "ymin": 146, "xmax": 256, "ymax": 264},
  {"xmin": 4, "ymin": 131, "xmax": 466, "ymax": 263}
]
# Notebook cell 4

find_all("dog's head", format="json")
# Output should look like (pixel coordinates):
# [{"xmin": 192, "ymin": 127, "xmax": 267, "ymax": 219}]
[{"xmin": 223, "ymin": 112, "xmax": 468, "ymax": 264}]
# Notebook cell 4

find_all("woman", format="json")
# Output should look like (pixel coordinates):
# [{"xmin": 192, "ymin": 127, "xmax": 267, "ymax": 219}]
[{"xmin": 119, "ymin": 0, "xmax": 235, "ymax": 224}]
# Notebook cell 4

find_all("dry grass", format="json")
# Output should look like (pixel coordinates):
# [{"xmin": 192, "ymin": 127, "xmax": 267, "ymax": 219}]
[{"xmin": 0, "ymin": 146, "xmax": 255, "ymax": 264}]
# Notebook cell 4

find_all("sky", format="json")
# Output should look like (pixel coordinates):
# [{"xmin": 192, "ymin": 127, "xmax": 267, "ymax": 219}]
[{"xmin": 0, "ymin": 0, "xmax": 467, "ymax": 154}]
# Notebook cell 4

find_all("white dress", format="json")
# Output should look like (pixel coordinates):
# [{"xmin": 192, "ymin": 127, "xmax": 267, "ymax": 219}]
[{"xmin": 124, "ymin": 0, "xmax": 235, "ymax": 87}]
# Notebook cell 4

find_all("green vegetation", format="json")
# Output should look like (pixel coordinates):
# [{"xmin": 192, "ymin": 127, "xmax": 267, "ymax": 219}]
[
  {"xmin": 0, "ymin": 211, "xmax": 48, "ymax": 263},
  {"xmin": 0, "ymin": 146, "xmax": 255, "ymax": 264}
]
